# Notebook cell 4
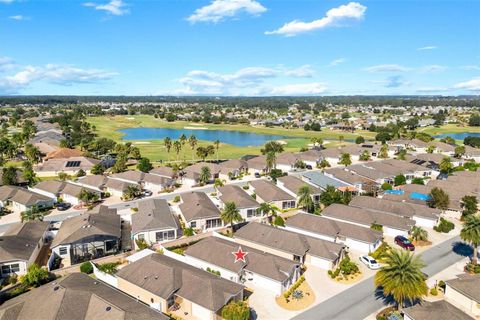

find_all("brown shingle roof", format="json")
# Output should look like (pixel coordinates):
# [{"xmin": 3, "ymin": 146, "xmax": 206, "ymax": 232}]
[
  {"xmin": 217, "ymin": 185, "xmax": 259, "ymax": 209},
  {"xmin": 10, "ymin": 189, "xmax": 52, "ymax": 206},
  {"xmin": 277, "ymin": 175, "xmax": 322, "ymax": 195},
  {"xmin": 0, "ymin": 221, "xmax": 49, "ymax": 262},
  {"xmin": 132, "ymin": 199, "xmax": 178, "ymax": 234},
  {"xmin": 44, "ymin": 148, "xmax": 83, "ymax": 160},
  {"xmin": 446, "ymin": 274, "xmax": 480, "ymax": 303},
  {"xmin": 179, "ymin": 192, "xmax": 220, "ymax": 222},
  {"xmin": 403, "ymin": 300, "xmax": 474, "ymax": 320},
  {"xmin": 0, "ymin": 273, "xmax": 168, "ymax": 320},
  {"xmin": 116, "ymin": 254, "xmax": 244, "ymax": 312},
  {"xmin": 249, "ymin": 180, "xmax": 295, "ymax": 202}
]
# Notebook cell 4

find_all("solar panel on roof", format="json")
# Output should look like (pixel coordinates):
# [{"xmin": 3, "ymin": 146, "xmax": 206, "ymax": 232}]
[{"xmin": 66, "ymin": 161, "xmax": 81, "ymax": 168}]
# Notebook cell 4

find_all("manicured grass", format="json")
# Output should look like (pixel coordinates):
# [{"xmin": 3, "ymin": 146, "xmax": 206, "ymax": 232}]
[
  {"xmin": 86, "ymin": 115, "xmax": 374, "ymax": 162},
  {"xmin": 418, "ymin": 124, "xmax": 480, "ymax": 136}
]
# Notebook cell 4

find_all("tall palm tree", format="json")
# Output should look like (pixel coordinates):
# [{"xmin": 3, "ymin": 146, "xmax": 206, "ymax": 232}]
[
  {"xmin": 199, "ymin": 166, "xmax": 211, "ymax": 185},
  {"xmin": 188, "ymin": 135, "xmax": 198, "ymax": 162},
  {"xmin": 173, "ymin": 140, "xmax": 182, "ymax": 161},
  {"xmin": 221, "ymin": 202, "xmax": 242, "ymax": 233},
  {"xmin": 460, "ymin": 214, "xmax": 480, "ymax": 265},
  {"xmin": 214, "ymin": 140, "xmax": 220, "ymax": 163},
  {"xmin": 266, "ymin": 151, "xmax": 276, "ymax": 171},
  {"xmin": 164, "ymin": 137, "xmax": 172, "ymax": 162},
  {"xmin": 411, "ymin": 226, "xmax": 429, "ymax": 242},
  {"xmin": 257, "ymin": 202, "xmax": 278, "ymax": 220},
  {"xmin": 374, "ymin": 249, "xmax": 428, "ymax": 310},
  {"xmin": 297, "ymin": 185, "xmax": 314, "ymax": 212},
  {"xmin": 179, "ymin": 134, "xmax": 187, "ymax": 161}
]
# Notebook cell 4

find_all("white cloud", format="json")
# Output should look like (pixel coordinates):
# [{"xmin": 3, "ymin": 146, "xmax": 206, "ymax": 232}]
[
  {"xmin": 364, "ymin": 64, "xmax": 410, "ymax": 72},
  {"xmin": 417, "ymin": 46, "xmax": 438, "ymax": 51},
  {"xmin": 187, "ymin": 0, "xmax": 266, "ymax": 24},
  {"xmin": 176, "ymin": 65, "xmax": 321, "ymax": 95},
  {"xmin": 454, "ymin": 77, "xmax": 480, "ymax": 91},
  {"xmin": 329, "ymin": 58, "xmax": 347, "ymax": 66},
  {"xmin": 461, "ymin": 65, "xmax": 480, "ymax": 71},
  {"xmin": 268, "ymin": 82, "xmax": 327, "ymax": 95},
  {"xmin": 0, "ymin": 63, "xmax": 117, "ymax": 93},
  {"xmin": 420, "ymin": 65, "xmax": 447, "ymax": 73},
  {"xmin": 9, "ymin": 15, "xmax": 29, "ymax": 21},
  {"xmin": 265, "ymin": 2, "xmax": 366, "ymax": 37},
  {"xmin": 416, "ymin": 87, "xmax": 450, "ymax": 93},
  {"xmin": 284, "ymin": 65, "xmax": 315, "ymax": 77},
  {"xmin": 83, "ymin": 0, "xmax": 129, "ymax": 16}
]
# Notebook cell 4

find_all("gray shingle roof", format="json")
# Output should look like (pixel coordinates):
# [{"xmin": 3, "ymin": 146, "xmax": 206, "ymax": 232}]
[
  {"xmin": 301, "ymin": 171, "xmax": 349, "ymax": 189},
  {"xmin": 217, "ymin": 185, "xmax": 259, "ymax": 209},
  {"xmin": 235, "ymin": 222, "xmax": 344, "ymax": 261},
  {"xmin": 179, "ymin": 192, "xmax": 220, "ymax": 222},
  {"xmin": 76, "ymin": 175, "xmax": 109, "ymax": 189},
  {"xmin": 249, "ymin": 180, "xmax": 295, "ymax": 202},
  {"xmin": 51, "ymin": 206, "xmax": 121, "ymax": 247},
  {"xmin": 185, "ymin": 236, "xmax": 300, "ymax": 282},
  {"xmin": 132, "ymin": 199, "xmax": 178, "ymax": 234},
  {"xmin": 0, "ymin": 273, "xmax": 168, "ymax": 320},
  {"xmin": 446, "ymin": 274, "xmax": 480, "ymax": 303},
  {"xmin": 149, "ymin": 166, "xmax": 176, "ymax": 179},
  {"xmin": 0, "ymin": 221, "xmax": 49, "ymax": 262},
  {"xmin": 10, "ymin": 188, "xmax": 52, "ymax": 206},
  {"xmin": 403, "ymin": 300, "xmax": 474, "ymax": 320},
  {"xmin": 116, "ymin": 254, "xmax": 244, "ymax": 312},
  {"xmin": 286, "ymin": 213, "xmax": 383, "ymax": 244},
  {"xmin": 277, "ymin": 175, "xmax": 322, "ymax": 195}
]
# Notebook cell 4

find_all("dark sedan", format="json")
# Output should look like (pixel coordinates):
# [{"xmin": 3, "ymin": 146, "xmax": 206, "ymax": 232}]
[{"xmin": 394, "ymin": 235, "xmax": 415, "ymax": 251}]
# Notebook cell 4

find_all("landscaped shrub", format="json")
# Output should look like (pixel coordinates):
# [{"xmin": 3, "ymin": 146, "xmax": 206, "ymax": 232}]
[
  {"xmin": 242, "ymin": 185, "xmax": 249, "ymax": 190},
  {"xmin": 173, "ymin": 195, "xmax": 181, "ymax": 203},
  {"xmin": 283, "ymin": 275, "xmax": 306, "ymax": 299},
  {"xmin": 206, "ymin": 267, "xmax": 221, "ymax": 276},
  {"xmin": 135, "ymin": 238, "xmax": 149, "ymax": 250},
  {"xmin": 370, "ymin": 223, "xmax": 383, "ymax": 231},
  {"xmin": 172, "ymin": 248, "xmax": 185, "ymax": 255},
  {"xmin": 430, "ymin": 287, "xmax": 438, "ymax": 296},
  {"xmin": 97, "ymin": 262, "xmax": 120, "ymax": 274},
  {"xmin": 438, "ymin": 280, "xmax": 446, "ymax": 289},
  {"xmin": 465, "ymin": 262, "xmax": 480, "ymax": 274},
  {"xmin": 273, "ymin": 216, "xmax": 285, "ymax": 227},
  {"xmin": 329, "ymin": 256, "xmax": 359, "ymax": 280},
  {"xmin": 183, "ymin": 227, "xmax": 194, "ymax": 236},
  {"xmin": 221, "ymin": 300, "xmax": 250, "ymax": 320},
  {"xmin": 381, "ymin": 182, "xmax": 392, "ymax": 191},
  {"xmin": 433, "ymin": 217, "xmax": 455, "ymax": 233},
  {"xmin": 370, "ymin": 242, "xmax": 391, "ymax": 262},
  {"xmin": 80, "ymin": 262, "xmax": 93, "ymax": 274}
]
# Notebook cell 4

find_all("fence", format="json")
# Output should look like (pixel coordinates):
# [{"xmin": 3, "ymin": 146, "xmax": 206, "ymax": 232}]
[{"xmin": 92, "ymin": 262, "xmax": 118, "ymax": 288}]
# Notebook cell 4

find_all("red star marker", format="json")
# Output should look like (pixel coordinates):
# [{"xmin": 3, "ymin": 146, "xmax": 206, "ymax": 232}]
[{"xmin": 232, "ymin": 246, "xmax": 248, "ymax": 263}]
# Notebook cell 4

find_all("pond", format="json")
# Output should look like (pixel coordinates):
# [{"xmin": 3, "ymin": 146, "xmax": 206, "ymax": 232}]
[
  {"xmin": 434, "ymin": 132, "xmax": 480, "ymax": 140},
  {"xmin": 118, "ymin": 127, "xmax": 289, "ymax": 147}
]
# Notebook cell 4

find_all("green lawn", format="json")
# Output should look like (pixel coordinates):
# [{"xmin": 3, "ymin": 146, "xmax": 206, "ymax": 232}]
[
  {"xmin": 86, "ymin": 115, "xmax": 373, "ymax": 162},
  {"xmin": 418, "ymin": 123, "xmax": 480, "ymax": 136}
]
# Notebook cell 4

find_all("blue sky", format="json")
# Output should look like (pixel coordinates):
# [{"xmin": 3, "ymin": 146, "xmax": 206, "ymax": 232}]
[{"xmin": 0, "ymin": 0, "xmax": 479, "ymax": 96}]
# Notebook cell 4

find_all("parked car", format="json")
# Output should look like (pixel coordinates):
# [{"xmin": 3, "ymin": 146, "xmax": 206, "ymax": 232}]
[
  {"xmin": 56, "ymin": 202, "xmax": 71, "ymax": 211},
  {"xmin": 254, "ymin": 172, "xmax": 261, "ymax": 178},
  {"xmin": 394, "ymin": 235, "xmax": 415, "ymax": 251},
  {"xmin": 359, "ymin": 255, "xmax": 381, "ymax": 269},
  {"xmin": 142, "ymin": 189, "xmax": 153, "ymax": 197},
  {"xmin": 306, "ymin": 165, "xmax": 313, "ymax": 170}
]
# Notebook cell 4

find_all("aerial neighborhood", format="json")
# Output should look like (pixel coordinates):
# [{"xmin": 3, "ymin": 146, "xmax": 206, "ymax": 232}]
[{"xmin": 0, "ymin": 96, "xmax": 478, "ymax": 320}]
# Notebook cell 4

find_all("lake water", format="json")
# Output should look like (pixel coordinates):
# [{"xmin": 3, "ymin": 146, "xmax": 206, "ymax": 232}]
[
  {"xmin": 434, "ymin": 132, "xmax": 480, "ymax": 140},
  {"xmin": 118, "ymin": 127, "xmax": 288, "ymax": 147}
]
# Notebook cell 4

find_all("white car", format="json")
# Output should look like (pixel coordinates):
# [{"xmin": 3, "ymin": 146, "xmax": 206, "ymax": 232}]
[{"xmin": 359, "ymin": 255, "xmax": 381, "ymax": 270}]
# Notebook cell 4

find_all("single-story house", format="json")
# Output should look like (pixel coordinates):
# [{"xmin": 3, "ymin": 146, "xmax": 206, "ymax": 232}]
[
  {"xmin": 349, "ymin": 196, "xmax": 439, "ymax": 229},
  {"xmin": 323, "ymin": 168, "xmax": 373, "ymax": 193},
  {"xmin": 44, "ymin": 148, "xmax": 83, "ymax": 161},
  {"xmin": 0, "ymin": 221, "xmax": 49, "ymax": 277},
  {"xmin": 33, "ymin": 156, "xmax": 100, "ymax": 177},
  {"xmin": 0, "ymin": 272, "xmax": 168, "ymax": 319},
  {"xmin": 116, "ymin": 253, "xmax": 244, "ymax": 320},
  {"xmin": 216, "ymin": 185, "xmax": 262, "ymax": 221},
  {"xmin": 28, "ymin": 180, "xmax": 66, "ymax": 199},
  {"xmin": 178, "ymin": 192, "xmax": 223, "ymax": 231},
  {"xmin": 132, "ymin": 198, "xmax": 180, "ymax": 249},
  {"xmin": 234, "ymin": 222, "xmax": 345, "ymax": 270},
  {"xmin": 301, "ymin": 171, "xmax": 352, "ymax": 192},
  {"xmin": 75, "ymin": 174, "xmax": 109, "ymax": 193},
  {"xmin": 321, "ymin": 203, "xmax": 415, "ymax": 237},
  {"xmin": 51, "ymin": 206, "xmax": 121, "ymax": 267},
  {"xmin": 276, "ymin": 152, "xmax": 300, "ymax": 172},
  {"xmin": 182, "ymin": 162, "xmax": 221, "ymax": 186},
  {"xmin": 218, "ymin": 159, "xmax": 249, "ymax": 179},
  {"xmin": 9, "ymin": 188, "xmax": 55, "ymax": 214},
  {"xmin": 277, "ymin": 175, "xmax": 322, "ymax": 203},
  {"xmin": 149, "ymin": 166, "xmax": 177, "ymax": 180},
  {"xmin": 403, "ymin": 300, "xmax": 474, "ymax": 320},
  {"xmin": 445, "ymin": 274, "xmax": 480, "ymax": 317},
  {"xmin": 284, "ymin": 213, "xmax": 383, "ymax": 253},
  {"xmin": 184, "ymin": 236, "xmax": 301, "ymax": 295},
  {"xmin": 249, "ymin": 180, "xmax": 296, "ymax": 210},
  {"xmin": 296, "ymin": 149, "xmax": 323, "ymax": 168},
  {"xmin": 29, "ymin": 180, "xmax": 101, "ymax": 206},
  {"xmin": 60, "ymin": 183, "xmax": 101, "ymax": 206},
  {"xmin": 246, "ymin": 155, "xmax": 269, "ymax": 174},
  {"xmin": 104, "ymin": 178, "xmax": 139, "ymax": 197}
]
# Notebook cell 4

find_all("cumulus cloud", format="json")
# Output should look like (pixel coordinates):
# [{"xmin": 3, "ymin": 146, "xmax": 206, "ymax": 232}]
[
  {"xmin": 461, "ymin": 65, "xmax": 480, "ymax": 71},
  {"xmin": 268, "ymin": 82, "xmax": 327, "ymax": 95},
  {"xmin": 83, "ymin": 0, "xmax": 129, "ymax": 16},
  {"xmin": 0, "ymin": 62, "xmax": 117, "ymax": 93},
  {"xmin": 329, "ymin": 58, "xmax": 347, "ymax": 66},
  {"xmin": 187, "ymin": 0, "xmax": 266, "ymax": 24},
  {"xmin": 364, "ymin": 64, "xmax": 411, "ymax": 73},
  {"xmin": 265, "ymin": 2, "xmax": 366, "ymax": 37},
  {"xmin": 0, "ymin": 56, "xmax": 14, "ymax": 70},
  {"xmin": 417, "ymin": 46, "xmax": 438, "ymax": 51},
  {"xmin": 176, "ymin": 65, "xmax": 320, "ymax": 95},
  {"xmin": 454, "ymin": 77, "xmax": 480, "ymax": 91},
  {"xmin": 420, "ymin": 65, "xmax": 447, "ymax": 73}
]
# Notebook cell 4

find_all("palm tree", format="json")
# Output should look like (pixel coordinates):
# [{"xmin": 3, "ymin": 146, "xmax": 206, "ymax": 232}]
[
  {"xmin": 221, "ymin": 202, "xmax": 242, "ymax": 233},
  {"xmin": 297, "ymin": 185, "xmax": 314, "ymax": 212},
  {"xmin": 411, "ymin": 226, "xmax": 429, "ymax": 242},
  {"xmin": 122, "ymin": 185, "xmax": 142, "ymax": 201},
  {"xmin": 188, "ymin": 135, "xmax": 198, "ymax": 162},
  {"xmin": 199, "ymin": 166, "xmax": 211, "ymax": 185},
  {"xmin": 214, "ymin": 140, "xmax": 220, "ymax": 163},
  {"xmin": 460, "ymin": 214, "xmax": 480, "ymax": 265},
  {"xmin": 378, "ymin": 144, "xmax": 389, "ymax": 159},
  {"xmin": 179, "ymin": 134, "xmax": 187, "ymax": 161},
  {"xmin": 164, "ymin": 137, "xmax": 172, "ymax": 162},
  {"xmin": 339, "ymin": 153, "xmax": 352, "ymax": 167},
  {"xmin": 21, "ymin": 205, "xmax": 44, "ymax": 222},
  {"xmin": 79, "ymin": 188, "xmax": 99, "ymax": 206},
  {"xmin": 266, "ymin": 151, "xmax": 276, "ymax": 171},
  {"xmin": 257, "ymin": 202, "xmax": 278, "ymax": 223},
  {"xmin": 311, "ymin": 137, "xmax": 323, "ymax": 149},
  {"xmin": 173, "ymin": 140, "xmax": 182, "ymax": 161},
  {"xmin": 374, "ymin": 249, "xmax": 428, "ymax": 310},
  {"xmin": 339, "ymin": 135, "xmax": 344, "ymax": 146}
]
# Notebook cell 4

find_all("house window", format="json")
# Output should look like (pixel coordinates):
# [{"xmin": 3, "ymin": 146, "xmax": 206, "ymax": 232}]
[
  {"xmin": 105, "ymin": 240, "xmax": 117, "ymax": 252},
  {"xmin": 247, "ymin": 209, "xmax": 257, "ymax": 218},
  {"xmin": 206, "ymin": 218, "xmax": 222, "ymax": 229},
  {"xmin": 59, "ymin": 247, "xmax": 68, "ymax": 255},
  {"xmin": 138, "ymin": 234, "xmax": 145, "ymax": 241},
  {"xmin": 190, "ymin": 221, "xmax": 197, "ymax": 228},
  {"xmin": 1, "ymin": 264, "xmax": 20, "ymax": 275},
  {"xmin": 167, "ymin": 230, "xmax": 175, "ymax": 239},
  {"xmin": 282, "ymin": 201, "xmax": 296, "ymax": 210},
  {"xmin": 156, "ymin": 232, "xmax": 164, "ymax": 242}
]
